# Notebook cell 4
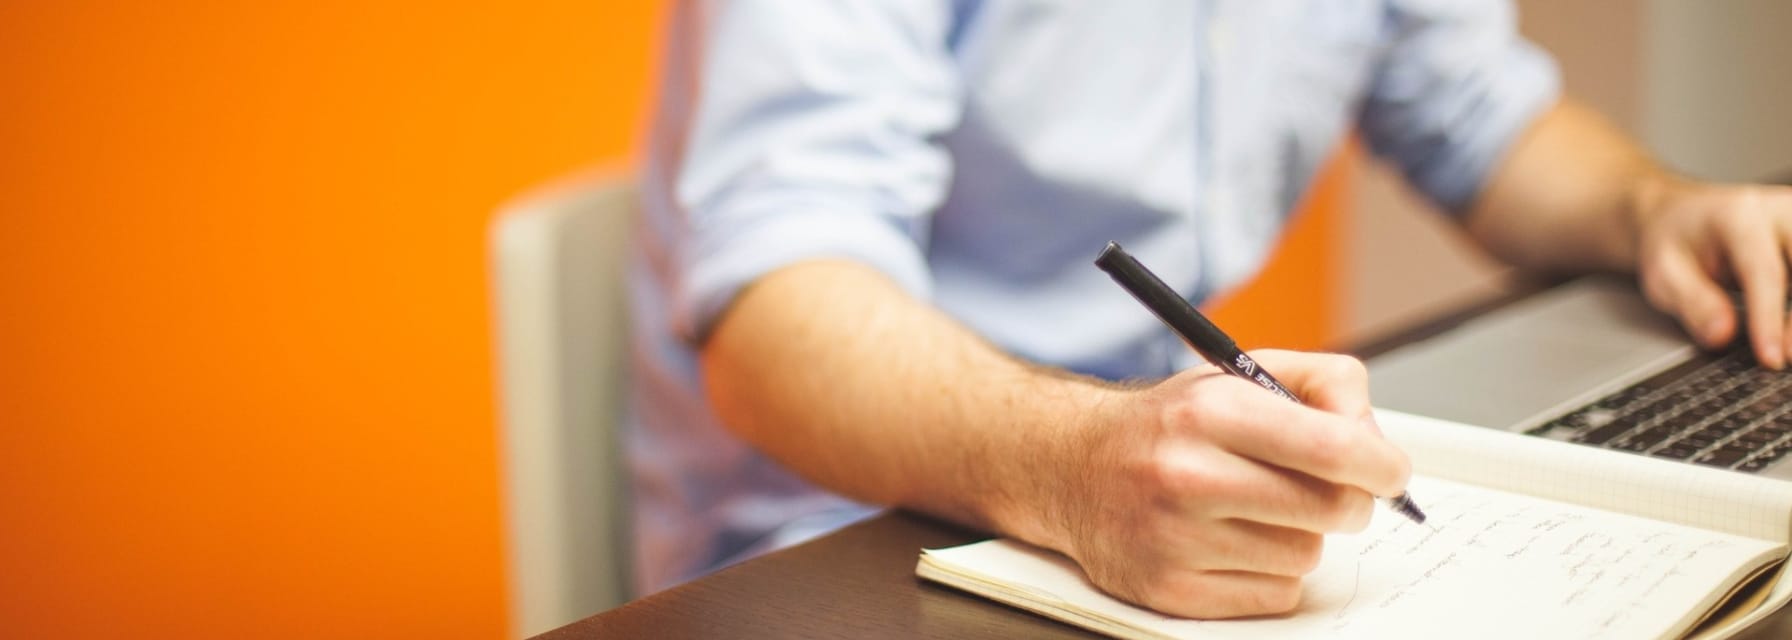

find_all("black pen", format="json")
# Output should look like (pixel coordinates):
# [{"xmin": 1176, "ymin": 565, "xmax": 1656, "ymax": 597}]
[{"xmin": 1094, "ymin": 241, "xmax": 1427, "ymax": 525}]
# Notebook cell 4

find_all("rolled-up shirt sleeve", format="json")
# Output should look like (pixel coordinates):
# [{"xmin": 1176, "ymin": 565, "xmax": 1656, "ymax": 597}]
[
  {"xmin": 1357, "ymin": 0, "xmax": 1561, "ymax": 216},
  {"xmin": 671, "ymin": 1, "xmax": 961, "ymax": 342}
]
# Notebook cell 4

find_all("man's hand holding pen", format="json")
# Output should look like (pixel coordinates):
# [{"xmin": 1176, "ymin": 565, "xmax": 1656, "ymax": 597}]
[{"xmin": 1019, "ymin": 350, "xmax": 1412, "ymax": 619}]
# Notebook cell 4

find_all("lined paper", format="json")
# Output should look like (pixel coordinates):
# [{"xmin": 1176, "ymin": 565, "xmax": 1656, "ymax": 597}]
[{"xmin": 920, "ymin": 476, "xmax": 1784, "ymax": 640}]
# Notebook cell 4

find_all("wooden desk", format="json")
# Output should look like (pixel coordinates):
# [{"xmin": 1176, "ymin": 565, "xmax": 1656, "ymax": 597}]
[{"xmin": 541, "ymin": 283, "xmax": 1792, "ymax": 639}]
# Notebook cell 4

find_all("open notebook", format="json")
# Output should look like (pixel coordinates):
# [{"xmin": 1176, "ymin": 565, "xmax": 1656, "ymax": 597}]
[{"xmin": 917, "ymin": 410, "xmax": 1792, "ymax": 640}]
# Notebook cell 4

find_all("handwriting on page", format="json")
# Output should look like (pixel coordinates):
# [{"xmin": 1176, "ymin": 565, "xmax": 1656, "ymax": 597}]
[
  {"xmin": 922, "ymin": 475, "xmax": 1782, "ymax": 640},
  {"xmin": 1298, "ymin": 477, "xmax": 1761, "ymax": 639}
]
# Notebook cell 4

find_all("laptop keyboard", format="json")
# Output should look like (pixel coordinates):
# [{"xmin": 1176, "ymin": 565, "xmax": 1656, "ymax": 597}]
[{"xmin": 1529, "ymin": 350, "xmax": 1792, "ymax": 472}]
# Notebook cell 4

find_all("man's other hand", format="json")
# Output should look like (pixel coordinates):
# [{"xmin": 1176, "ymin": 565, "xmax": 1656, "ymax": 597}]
[{"xmin": 1634, "ymin": 180, "xmax": 1792, "ymax": 369}]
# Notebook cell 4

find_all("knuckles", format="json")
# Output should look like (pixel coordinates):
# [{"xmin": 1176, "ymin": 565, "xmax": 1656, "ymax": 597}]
[
  {"xmin": 1697, "ymin": 186, "xmax": 1786, "ymax": 234},
  {"xmin": 1316, "ymin": 353, "xmax": 1369, "ymax": 387},
  {"xmin": 1711, "ymin": 203, "xmax": 1770, "ymax": 238},
  {"xmin": 1139, "ymin": 448, "xmax": 1228, "ymax": 504}
]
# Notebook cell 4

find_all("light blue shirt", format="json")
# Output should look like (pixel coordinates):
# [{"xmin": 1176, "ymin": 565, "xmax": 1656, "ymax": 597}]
[{"xmin": 627, "ymin": 0, "xmax": 1559, "ymax": 593}]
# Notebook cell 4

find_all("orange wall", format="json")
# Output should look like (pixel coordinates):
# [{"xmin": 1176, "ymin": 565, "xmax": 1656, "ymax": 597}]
[
  {"xmin": 0, "ymin": 2, "xmax": 1342, "ymax": 637},
  {"xmin": 1206, "ymin": 151, "xmax": 1353, "ymax": 352},
  {"xmin": 0, "ymin": 2, "xmax": 659, "ymax": 638}
]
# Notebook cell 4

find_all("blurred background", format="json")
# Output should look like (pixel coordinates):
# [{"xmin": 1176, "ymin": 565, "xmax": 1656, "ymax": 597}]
[{"xmin": 1, "ymin": 1, "xmax": 1787, "ymax": 638}]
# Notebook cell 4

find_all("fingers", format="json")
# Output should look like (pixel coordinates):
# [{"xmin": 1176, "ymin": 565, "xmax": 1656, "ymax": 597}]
[
  {"xmin": 1075, "ymin": 358, "xmax": 1393, "ymax": 620},
  {"xmin": 1642, "ymin": 241, "xmax": 1736, "ymax": 350},
  {"xmin": 1245, "ymin": 349, "xmax": 1373, "ymax": 420},
  {"xmin": 1222, "ymin": 467, "xmax": 1377, "ymax": 535},
  {"xmin": 1196, "ymin": 520, "xmax": 1328, "ymax": 577},
  {"xmin": 1126, "ymin": 569, "xmax": 1305, "ymax": 619},
  {"xmin": 1099, "ymin": 490, "xmax": 1333, "ymax": 618},
  {"xmin": 1637, "ymin": 184, "xmax": 1792, "ymax": 364},
  {"xmin": 1782, "ymin": 219, "xmax": 1792, "ymax": 359},
  {"xmin": 1139, "ymin": 509, "xmax": 1328, "ymax": 577},
  {"xmin": 1719, "ymin": 196, "xmax": 1788, "ymax": 368},
  {"xmin": 1196, "ymin": 375, "xmax": 1411, "ymax": 498},
  {"xmin": 1160, "ymin": 445, "xmax": 1376, "ymax": 534}
]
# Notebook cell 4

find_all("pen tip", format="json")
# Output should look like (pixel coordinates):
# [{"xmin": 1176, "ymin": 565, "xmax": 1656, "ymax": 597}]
[{"xmin": 1389, "ymin": 493, "xmax": 1427, "ymax": 525}]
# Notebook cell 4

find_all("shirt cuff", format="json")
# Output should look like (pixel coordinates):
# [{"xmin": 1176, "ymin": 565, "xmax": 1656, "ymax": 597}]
[
  {"xmin": 677, "ymin": 207, "xmax": 933, "ymax": 342},
  {"xmin": 1423, "ymin": 44, "xmax": 1562, "ymax": 215}
]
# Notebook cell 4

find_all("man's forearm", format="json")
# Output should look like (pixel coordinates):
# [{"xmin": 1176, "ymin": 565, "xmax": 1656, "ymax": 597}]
[
  {"xmin": 698, "ymin": 259, "xmax": 1114, "ymax": 547},
  {"xmin": 699, "ymin": 258, "xmax": 1415, "ymax": 618},
  {"xmin": 1464, "ymin": 98, "xmax": 1674, "ymax": 274},
  {"xmin": 1464, "ymin": 97, "xmax": 1792, "ymax": 368}
]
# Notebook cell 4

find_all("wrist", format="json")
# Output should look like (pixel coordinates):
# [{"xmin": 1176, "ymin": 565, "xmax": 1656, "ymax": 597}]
[
  {"xmin": 1620, "ymin": 168, "xmax": 1692, "ymax": 271},
  {"xmin": 982, "ymin": 373, "xmax": 1131, "ymax": 555}
]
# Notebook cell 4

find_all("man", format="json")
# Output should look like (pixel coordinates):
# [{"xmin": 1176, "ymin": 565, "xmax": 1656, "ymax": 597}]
[{"xmin": 625, "ymin": 1, "xmax": 1792, "ymax": 617}]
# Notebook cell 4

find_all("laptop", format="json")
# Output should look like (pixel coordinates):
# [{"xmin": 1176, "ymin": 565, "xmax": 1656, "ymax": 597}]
[{"xmin": 1367, "ymin": 277, "xmax": 1792, "ymax": 480}]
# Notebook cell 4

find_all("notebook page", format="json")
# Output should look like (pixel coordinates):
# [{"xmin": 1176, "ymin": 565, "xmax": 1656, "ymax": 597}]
[
  {"xmin": 1377, "ymin": 409, "xmax": 1792, "ymax": 542},
  {"xmin": 920, "ymin": 476, "xmax": 1784, "ymax": 640}
]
